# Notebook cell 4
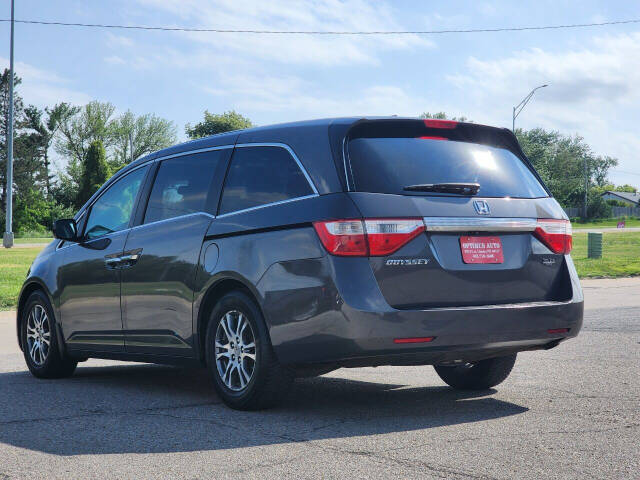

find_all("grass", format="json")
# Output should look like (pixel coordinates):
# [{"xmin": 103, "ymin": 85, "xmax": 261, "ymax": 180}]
[
  {"xmin": 572, "ymin": 217, "xmax": 640, "ymax": 229},
  {"xmin": 14, "ymin": 237, "xmax": 53, "ymax": 244},
  {"xmin": 0, "ymin": 247, "xmax": 42, "ymax": 310},
  {"xmin": 1, "ymin": 232, "xmax": 639, "ymax": 310},
  {"xmin": 571, "ymin": 232, "xmax": 640, "ymax": 278}
]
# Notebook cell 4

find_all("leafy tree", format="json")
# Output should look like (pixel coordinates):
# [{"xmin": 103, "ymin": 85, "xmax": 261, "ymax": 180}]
[
  {"xmin": 56, "ymin": 100, "xmax": 115, "ymax": 162},
  {"xmin": 13, "ymin": 187, "xmax": 50, "ymax": 235},
  {"xmin": 516, "ymin": 128, "xmax": 618, "ymax": 215},
  {"xmin": 24, "ymin": 103, "xmax": 79, "ymax": 196},
  {"xmin": 419, "ymin": 112, "xmax": 471, "ymax": 122},
  {"xmin": 78, "ymin": 140, "xmax": 110, "ymax": 208},
  {"xmin": 185, "ymin": 110, "xmax": 253, "ymax": 139},
  {"xmin": 110, "ymin": 110, "xmax": 176, "ymax": 169}
]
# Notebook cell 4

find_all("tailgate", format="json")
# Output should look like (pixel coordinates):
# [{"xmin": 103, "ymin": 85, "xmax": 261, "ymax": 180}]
[{"xmin": 352, "ymin": 194, "xmax": 573, "ymax": 309}]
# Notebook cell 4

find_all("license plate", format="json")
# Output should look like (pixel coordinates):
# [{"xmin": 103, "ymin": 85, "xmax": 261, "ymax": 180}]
[{"xmin": 460, "ymin": 236, "xmax": 504, "ymax": 264}]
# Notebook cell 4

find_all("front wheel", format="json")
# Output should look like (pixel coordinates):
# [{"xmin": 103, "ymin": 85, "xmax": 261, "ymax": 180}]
[
  {"xmin": 434, "ymin": 354, "xmax": 517, "ymax": 390},
  {"xmin": 21, "ymin": 290, "xmax": 77, "ymax": 379},
  {"xmin": 205, "ymin": 291, "xmax": 293, "ymax": 410}
]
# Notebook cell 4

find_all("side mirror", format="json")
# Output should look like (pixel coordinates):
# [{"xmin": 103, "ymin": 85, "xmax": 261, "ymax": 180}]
[{"xmin": 52, "ymin": 219, "xmax": 79, "ymax": 242}]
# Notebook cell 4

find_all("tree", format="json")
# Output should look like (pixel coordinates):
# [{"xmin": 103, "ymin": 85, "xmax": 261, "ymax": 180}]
[
  {"xmin": 78, "ymin": 140, "xmax": 110, "ymax": 208},
  {"xmin": 24, "ymin": 103, "xmax": 79, "ymax": 196},
  {"xmin": 185, "ymin": 110, "xmax": 253, "ymax": 139},
  {"xmin": 419, "ymin": 112, "xmax": 471, "ymax": 122},
  {"xmin": 109, "ymin": 110, "xmax": 176, "ymax": 169},
  {"xmin": 56, "ymin": 100, "xmax": 115, "ymax": 170},
  {"xmin": 0, "ymin": 68, "xmax": 26, "ymax": 215},
  {"xmin": 516, "ymin": 128, "xmax": 618, "ymax": 217}
]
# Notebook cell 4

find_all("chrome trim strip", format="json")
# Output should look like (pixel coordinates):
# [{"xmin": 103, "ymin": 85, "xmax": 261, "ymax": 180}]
[
  {"xmin": 216, "ymin": 194, "xmax": 318, "ymax": 219},
  {"xmin": 414, "ymin": 299, "xmax": 573, "ymax": 313},
  {"xmin": 235, "ymin": 142, "xmax": 319, "ymax": 195},
  {"xmin": 153, "ymin": 144, "xmax": 234, "ymax": 163},
  {"xmin": 423, "ymin": 217, "xmax": 537, "ymax": 232},
  {"xmin": 129, "ymin": 211, "xmax": 215, "ymax": 232}
]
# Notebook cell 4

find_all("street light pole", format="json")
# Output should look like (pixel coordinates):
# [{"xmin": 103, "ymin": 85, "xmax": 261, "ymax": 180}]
[
  {"xmin": 3, "ymin": 0, "xmax": 15, "ymax": 248},
  {"xmin": 512, "ymin": 84, "xmax": 548, "ymax": 132}
]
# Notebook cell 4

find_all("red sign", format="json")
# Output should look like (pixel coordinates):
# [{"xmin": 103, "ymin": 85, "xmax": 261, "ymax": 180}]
[{"xmin": 460, "ymin": 236, "xmax": 504, "ymax": 264}]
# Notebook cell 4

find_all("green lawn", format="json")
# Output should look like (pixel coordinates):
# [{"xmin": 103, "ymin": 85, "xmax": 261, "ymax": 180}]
[
  {"xmin": 14, "ymin": 237, "xmax": 53, "ymax": 244},
  {"xmin": 1, "ymin": 232, "xmax": 639, "ymax": 310},
  {"xmin": 0, "ymin": 247, "xmax": 42, "ymax": 310},
  {"xmin": 571, "ymin": 232, "xmax": 640, "ymax": 278},
  {"xmin": 573, "ymin": 217, "xmax": 640, "ymax": 229}
]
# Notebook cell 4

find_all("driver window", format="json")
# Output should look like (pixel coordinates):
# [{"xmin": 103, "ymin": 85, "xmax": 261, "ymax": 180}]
[{"xmin": 84, "ymin": 166, "xmax": 148, "ymax": 240}]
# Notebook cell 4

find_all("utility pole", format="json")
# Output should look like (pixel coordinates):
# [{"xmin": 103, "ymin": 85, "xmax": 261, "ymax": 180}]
[
  {"xmin": 3, "ymin": 0, "xmax": 15, "ymax": 248},
  {"xmin": 512, "ymin": 84, "xmax": 548, "ymax": 132}
]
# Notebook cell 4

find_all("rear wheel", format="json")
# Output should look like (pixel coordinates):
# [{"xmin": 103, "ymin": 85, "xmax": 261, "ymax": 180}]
[
  {"xmin": 21, "ymin": 290, "xmax": 77, "ymax": 379},
  {"xmin": 434, "ymin": 354, "xmax": 517, "ymax": 390},
  {"xmin": 205, "ymin": 291, "xmax": 293, "ymax": 410}
]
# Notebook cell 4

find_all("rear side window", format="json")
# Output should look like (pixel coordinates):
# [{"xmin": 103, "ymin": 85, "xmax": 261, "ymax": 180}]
[
  {"xmin": 144, "ymin": 151, "xmax": 223, "ymax": 224},
  {"xmin": 219, "ymin": 146, "xmax": 314, "ymax": 215},
  {"xmin": 348, "ymin": 138, "xmax": 547, "ymax": 198}
]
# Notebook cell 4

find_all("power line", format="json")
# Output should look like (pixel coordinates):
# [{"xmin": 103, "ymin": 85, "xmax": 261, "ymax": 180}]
[{"xmin": 0, "ymin": 18, "xmax": 639, "ymax": 35}]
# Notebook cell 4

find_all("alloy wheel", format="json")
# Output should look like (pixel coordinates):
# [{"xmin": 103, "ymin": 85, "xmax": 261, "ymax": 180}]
[
  {"xmin": 215, "ymin": 310, "xmax": 257, "ymax": 391},
  {"xmin": 26, "ymin": 304, "xmax": 51, "ymax": 366}
]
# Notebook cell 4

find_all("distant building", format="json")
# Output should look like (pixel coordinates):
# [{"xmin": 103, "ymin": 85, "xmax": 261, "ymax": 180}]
[{"xmin": 601, "ymin": 191, "xmax": 640, "ymax": 206}]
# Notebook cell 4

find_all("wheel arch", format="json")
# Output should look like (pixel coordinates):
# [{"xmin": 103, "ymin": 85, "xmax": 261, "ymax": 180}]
[
  {"xmin": 16, "ymin": 280, "xmax": 56, "ymax": 353},
  {"xmin": 195, "ymin": 274, "xmax": 269, "ymax": 363}
]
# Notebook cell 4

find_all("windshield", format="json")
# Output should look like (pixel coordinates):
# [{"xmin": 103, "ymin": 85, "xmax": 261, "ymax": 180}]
[{"xmin": 347, "ymin": 137, "xmax": 548, "ymax": 198}]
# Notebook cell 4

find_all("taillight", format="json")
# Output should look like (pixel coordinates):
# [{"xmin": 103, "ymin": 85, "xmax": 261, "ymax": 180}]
[
  {"xmin": 365, "ymin": 219, "xmax": 425, "ymax": 256},
  {"xmin": 312, "ymin": 220, "xmax": 367, "ymax": 256},
  {"xmin": 534, "ymin": 219, "xmax": 572, "ymax": 254},
  {"xmin": 313, "ymin": 218, "xmax": 425, "ymax": 257}
]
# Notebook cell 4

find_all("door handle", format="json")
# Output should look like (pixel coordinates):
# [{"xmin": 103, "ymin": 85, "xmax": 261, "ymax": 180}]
[
  {"xmin": 104, "ymin": 249, "xmax": 142, "ymax": 269},
  {"xmin": 104, "ymin": 256, "xmax": 122, "ymax": 268},
  {"xmin": 119, "ymin": 248, "xmax": 143, "ymax": 268}
]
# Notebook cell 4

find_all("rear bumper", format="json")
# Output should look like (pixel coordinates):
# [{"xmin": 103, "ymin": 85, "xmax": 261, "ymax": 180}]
[
  {"xmin": 260, "ymin": 255, "xmax": 584, "ymax": 366},
  {"xmin": 274, "ymin": 299, "xmax": 583, "ymax": 366}
]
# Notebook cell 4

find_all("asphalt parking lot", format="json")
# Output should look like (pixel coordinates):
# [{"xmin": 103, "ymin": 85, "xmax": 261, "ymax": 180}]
[{"xmin": 1, "ymin": 278, "xmax": 638, "ymax": 479}]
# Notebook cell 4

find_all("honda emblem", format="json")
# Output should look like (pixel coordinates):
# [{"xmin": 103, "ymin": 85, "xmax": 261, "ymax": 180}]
[{"xmin": 473, "ymin": 200, "xmax": 491, "ymax": 215}]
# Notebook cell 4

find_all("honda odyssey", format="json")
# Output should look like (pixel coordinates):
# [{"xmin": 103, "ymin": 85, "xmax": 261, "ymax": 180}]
[{"xmin": 17, "ymin": 117, "xmax": 583, "ymax": 410}]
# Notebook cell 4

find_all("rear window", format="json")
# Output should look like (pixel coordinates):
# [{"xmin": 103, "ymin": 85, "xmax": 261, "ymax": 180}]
[
  {"xmin": 347, "ymin": 137, "xmax": 547, "ymax": 198},
  {"xmin": 219, "ymin": 146, "xmax": 314, "ymax": 215}
]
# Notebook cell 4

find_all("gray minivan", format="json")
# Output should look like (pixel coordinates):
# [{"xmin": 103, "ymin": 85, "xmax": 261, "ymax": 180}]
[{"xmin": 17, "ymin": 117, "xmax": 583, "ymax": 410}]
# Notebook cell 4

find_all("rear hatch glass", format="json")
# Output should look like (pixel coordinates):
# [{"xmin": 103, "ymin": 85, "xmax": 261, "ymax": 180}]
[{"xmin": 347, "ymin": 137, "xmax": 548, "ymax": 198}]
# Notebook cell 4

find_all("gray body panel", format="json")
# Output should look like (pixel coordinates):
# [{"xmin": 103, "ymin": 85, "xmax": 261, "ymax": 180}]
[
  {"xmin": 121, "ymin": 214, "xmax": 213, "ymax": 355},
  {"xmin": 16, "ymin": 117, "xmax": 584, "ymax": 369},
  {"xmin": 58, "ymin": 233, "xmax": 128, "ymax": 351}
]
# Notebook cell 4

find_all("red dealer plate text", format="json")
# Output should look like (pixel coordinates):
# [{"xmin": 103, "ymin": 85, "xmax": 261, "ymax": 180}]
[{"xmin": 459, "ymin": 236, "xmax": 504, "ymax": 264}]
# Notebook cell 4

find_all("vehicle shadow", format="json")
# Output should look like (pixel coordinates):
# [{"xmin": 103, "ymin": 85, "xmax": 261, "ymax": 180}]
[{"xmin": 0, "ymin": 363, "xmax": 528, "ymax": 456}]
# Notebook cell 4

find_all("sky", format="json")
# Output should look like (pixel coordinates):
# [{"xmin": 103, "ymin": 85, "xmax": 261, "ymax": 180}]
[{"xmin": 1, "ymin": 0, "xmax": 639, "ymax": 187}]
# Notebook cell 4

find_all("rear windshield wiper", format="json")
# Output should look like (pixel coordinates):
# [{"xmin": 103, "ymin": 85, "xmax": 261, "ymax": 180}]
[{"xmin": 403, "ymin": 182, "xmax": 480, "ymax": 195}]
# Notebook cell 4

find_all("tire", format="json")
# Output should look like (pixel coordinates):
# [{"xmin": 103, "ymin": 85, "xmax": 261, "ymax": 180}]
[
  {"xmin": 434, "ymin": 354, "xmax": 517, "ymax": 390},
  {"xmin": 205, "ymin": 291, "xmax": 293, "ymax": 410},
  {"xmin": 21, "ymin": 290, "xmax": 77, "ymax": 379}
]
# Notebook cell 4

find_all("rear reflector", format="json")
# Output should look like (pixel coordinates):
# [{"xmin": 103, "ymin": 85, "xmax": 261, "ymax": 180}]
[
  {"xmin": 548, "ymin": 328, "xmax": 570, "ymax": 334},
  {"xmin": 423, "ymin": 119, "xmax": 458, "ymax": 129},
  {"xmin": 534, "ymin": 219, "xmax": 573, "ymax": 254},
  {"xmin": 394, "ymin": 337, "xmax": 435, "ymax": 344},
  {"xmin": 313, "ymin": 218, "xmax": 425, "ymax": 257}
]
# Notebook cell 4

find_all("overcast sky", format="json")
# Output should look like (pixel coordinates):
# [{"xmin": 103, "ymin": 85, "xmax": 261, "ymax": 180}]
[{"xmin": 1, "ymin": 0, "xmax": 639, "ymax": 187}]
